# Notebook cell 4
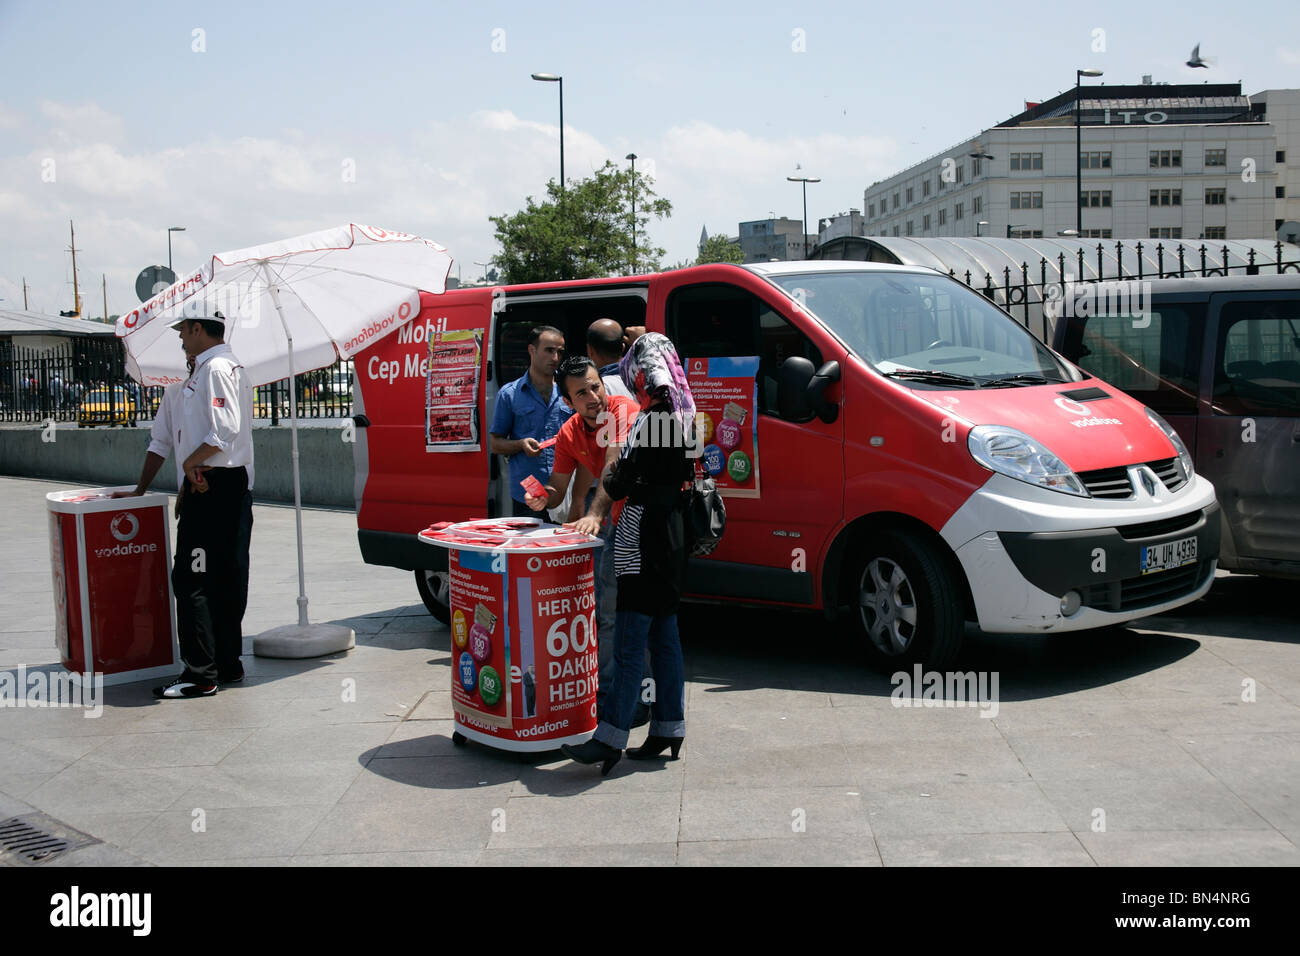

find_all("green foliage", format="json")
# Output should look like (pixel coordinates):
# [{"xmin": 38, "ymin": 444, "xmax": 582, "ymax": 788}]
[
  {"xmin": 696, "ymin": 234, "xmax": 743, "ymax": 265},
  {"xmin": 489, "ymin": 161, "xmax": 672, "ymax": 283}
]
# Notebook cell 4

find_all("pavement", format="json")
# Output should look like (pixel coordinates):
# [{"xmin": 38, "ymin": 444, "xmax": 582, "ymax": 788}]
[{"xmin": 0, "ymin": 474, "xmax": 1297, "ymax": 867}]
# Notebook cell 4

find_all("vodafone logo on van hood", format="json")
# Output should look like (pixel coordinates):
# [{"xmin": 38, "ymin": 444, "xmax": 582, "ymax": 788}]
[{"xmin": 912, "ymin": 384, "xmax": 1172, "ymax": 474}]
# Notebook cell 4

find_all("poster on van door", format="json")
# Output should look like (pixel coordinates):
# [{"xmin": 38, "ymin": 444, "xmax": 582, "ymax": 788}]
[
  {"xmin": 425, "ymin": 328, "xmax": 484, "ymax": 452},
  {"xmin": 686, "ymin": 356, "xmax": 760, "ymax": 498}
]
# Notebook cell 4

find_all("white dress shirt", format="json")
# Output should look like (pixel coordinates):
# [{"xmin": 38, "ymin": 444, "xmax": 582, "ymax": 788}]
[
  {"xmin": 145, "ymin": 381, "xmax": 187, "ymax": 489},
  {"xmin": 177, "ymin": 344, "xmax": 255, "ymax": 488}
]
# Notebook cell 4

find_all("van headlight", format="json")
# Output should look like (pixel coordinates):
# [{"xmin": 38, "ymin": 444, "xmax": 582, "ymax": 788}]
[
  {"xmin": 1145, "ymin": 408, "xmax": 1194, "ymax": 479},
  {"xmin": 967, "ymin": 425, "xmax": 1088, "ymax": 497}
]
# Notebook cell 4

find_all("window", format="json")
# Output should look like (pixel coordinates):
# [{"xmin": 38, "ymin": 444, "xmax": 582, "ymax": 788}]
[
  {"xmin": 922, "ymin": 179, "xmax": 931, "ymax": 197},
  {"xmin": 1079, "ymin": 190, "xmax": 1112, "ymax": 208},
  {"xmin": 906, "ymin": 187, "xmax": 914, "ymax": 203},
  {"xmin": 956, "ymin": 165, "xmax": 965, "ymax": 184},
  {"xmin": 972, "ymin": 157, "xmax": 982, "ymax": 176},
  {"xmin": 1010, "ymin": 191, "xmax": 1043, "ymax": 209},
  {"xmin": 1068, "ymin": 304, "xmax": 1206, "ymax": 416},
  {"xmin": 973, "ymin": 195, "xmax": 983, "ymax": 215},
  {"xmin": 1278, "ymin": 186, "xmax": 1287, "ymax": 199},
  {"xmin": 1081, "ymin": 229, "xmax": 1113, "ymax": 238},
  {"xmin": 1009, "ymin": 229, "xmax": 1044, "ymax": 238},
  {"xmin": 1149, "ymin": 149, "xmax": 1182, "ymax": 168},
  {"xmin": 892, "ymin": 225, "xmax": 900, "ymax": 236},
  {"xmin": 1278, "ymin": 150, "xmax": 1287, "ymax": 163},
  {"xmin": 892, "ymin": 193, "xmax": 899, "ymax": 209},
  {"xmin": 666, "ymin": 283, "xmax": 823, "ymax": 421},
  {"xmin": 1079, "ymin": 151, "xmax": 1112, "ymax": 169},
  {"xmin": 1213, "ymin": 299, "xmax": 1300, "ymax": 417},
  {"xmin": 922, "ymin": 214, "xmax": 931, "ymax": 231},
  {"xmin": 1203, "ymin": 226, "xmax": 1226, "ymax": 239},
  {"xmin": 955, "ymin": 203, "xmax": 964, "ymax": 221},
  {"xmin": 1009, "ymin": 152, "xmax": 1043, "ymax": 170},
  {"xmin": 938, "ymin": 208, "xmax": 947, "ymax": 226},
  {"xmin": 1205, "ymin": 148, "xmax": 1226, "ymax": 167},
  {"xmin": 906, "ymin": 220, "xmax": 914, "ymax": 236},
  {"xmin": 1205, "ymin": 188, "xmax": 1226, "ymax": 205},
  {"xmin": 1149, "ymin": 189, "xmax": 1182, "ymax": 206},
  {"xmin": 1148, "ymin": 227, "xmax": 1183, "ymax": 239},
  {"xmin": 868, "ymin": 203, "xmax": 875, "ymax": 218}
]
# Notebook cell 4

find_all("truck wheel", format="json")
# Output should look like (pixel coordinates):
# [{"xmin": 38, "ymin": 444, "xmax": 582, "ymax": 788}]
[
  {"xmin": 414, "ymin": 569, "xmax": 451, "ymax": 624},
  {"xmin": 850, "ymin": 531, "xmax": 964, "ymax": 671}
]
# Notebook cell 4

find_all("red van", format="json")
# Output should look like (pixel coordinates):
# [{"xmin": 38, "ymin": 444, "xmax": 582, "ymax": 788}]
[{"xmin": 352, "ymin": 262, "xmax": 1219, "ymax": 668}]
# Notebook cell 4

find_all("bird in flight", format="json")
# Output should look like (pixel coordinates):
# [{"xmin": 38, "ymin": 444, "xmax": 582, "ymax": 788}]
[{"xmin": 1186, "ymin": 43, "xmax": 1213, "ymax": 69}]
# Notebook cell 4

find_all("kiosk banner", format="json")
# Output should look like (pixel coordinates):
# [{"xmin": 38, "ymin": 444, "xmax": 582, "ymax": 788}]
[{"xmin": 686, "ymin": 355, "xmax": 760, "ymax": 498}]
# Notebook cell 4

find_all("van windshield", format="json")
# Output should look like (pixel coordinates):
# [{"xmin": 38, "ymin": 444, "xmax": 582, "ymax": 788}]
[{"xmin": 770, "ymin": 271, "xmax": 1076, "ymax": 387}]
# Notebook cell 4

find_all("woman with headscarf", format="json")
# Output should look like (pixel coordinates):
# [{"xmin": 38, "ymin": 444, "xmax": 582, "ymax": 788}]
[{"xmin": 561, "ymin": 332, "xmax": 695, "ymax": 775}]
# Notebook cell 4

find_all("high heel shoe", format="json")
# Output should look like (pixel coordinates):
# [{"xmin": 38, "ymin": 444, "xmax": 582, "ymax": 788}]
[
  {"xmin": 625, "ymin": 735, "xmax": 683, "ymax": 760},
  {"xmin": 561, "ymin": 739, "xmax": 621, "ymax": 776}
]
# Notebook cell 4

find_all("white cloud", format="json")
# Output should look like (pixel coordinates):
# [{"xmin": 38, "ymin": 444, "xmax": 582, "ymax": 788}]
[{"xmin": 1280, "ymin": 47, "xmax": 1300, "ymax": 66}]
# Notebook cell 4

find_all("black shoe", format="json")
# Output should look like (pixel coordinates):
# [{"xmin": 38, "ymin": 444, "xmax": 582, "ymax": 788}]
[
  {"xmin": 560, "ymin": 739, "xmax": 622, "ymax": 776},
  {"xmin": 153, "ymin": 677, "xmax": 216, "ymax": 699},
  {"xmin": 218, "ymin": 664, "xmax": 245, "ymax": 684},
  {"xmin": 626, "ymin": 735, "xmax": 683, "ymax": 760}
]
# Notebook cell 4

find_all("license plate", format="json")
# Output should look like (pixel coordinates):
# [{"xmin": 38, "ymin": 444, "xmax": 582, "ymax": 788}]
[{"xmin": 1140, "ymin": 535, "xmax": 1198, "ymax": 575}]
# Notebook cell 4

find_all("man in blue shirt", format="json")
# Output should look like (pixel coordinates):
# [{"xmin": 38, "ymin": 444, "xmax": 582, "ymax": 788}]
[{"xmin": 490, "ymin": 325, "xmax": 573, "ymax": 516}]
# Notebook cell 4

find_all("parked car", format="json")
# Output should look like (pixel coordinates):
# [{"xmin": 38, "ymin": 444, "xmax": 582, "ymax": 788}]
[
  {"xmin": 77, "ymin": 386, "xmax": 137, "ymax": 428},
  {"xmin": 1054, "ymin": 273, "xmax": 1300, "ymax": 579},
  {"xmin": 349, "ymin": 263, "xmax": 1223, "ymax": 668}
]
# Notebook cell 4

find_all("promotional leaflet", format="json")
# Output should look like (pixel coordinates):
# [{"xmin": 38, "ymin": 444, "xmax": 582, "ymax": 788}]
[
  {"xmin": 686, "ymin": 355, "xmax": 761, "ymax": 498},
  {"xmin": 425, "ymin": 328, "xmax": 483, "ymax": 452}
]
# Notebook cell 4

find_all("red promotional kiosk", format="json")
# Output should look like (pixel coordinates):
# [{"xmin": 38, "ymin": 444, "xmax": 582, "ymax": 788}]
[
  {"xmin": 46, "ymin": 487, "xmax": 180, "ymax": 685},
  {"xmin": 419, "ymin": 517, "xmax": 602, "ymax": 751}
]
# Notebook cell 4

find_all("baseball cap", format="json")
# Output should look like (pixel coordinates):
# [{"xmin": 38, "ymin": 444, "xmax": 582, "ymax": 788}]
[{"xmin": 170, "ymin": 310, "xmax": 227, "ymax": 331}]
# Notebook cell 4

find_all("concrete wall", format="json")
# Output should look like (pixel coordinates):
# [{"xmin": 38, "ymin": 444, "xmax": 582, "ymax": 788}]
[{"xmin": 0, "ymin": 422, "xmax": 357, "ymax": 508}]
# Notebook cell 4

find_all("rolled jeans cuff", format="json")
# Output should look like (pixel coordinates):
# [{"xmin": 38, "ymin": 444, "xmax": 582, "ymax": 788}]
[
  {"xmin": 648, "ymin": 719, "xmax": 685, "ymax": 738},
  {"xmin": 593, "ymin": 719, "xmax": 629, "ymax": 750}
]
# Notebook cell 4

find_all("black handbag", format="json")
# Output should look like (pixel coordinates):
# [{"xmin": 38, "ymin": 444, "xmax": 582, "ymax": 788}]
[{"xmin": 685, "ymin": 463, "xmax": 727, "ymax": 557}]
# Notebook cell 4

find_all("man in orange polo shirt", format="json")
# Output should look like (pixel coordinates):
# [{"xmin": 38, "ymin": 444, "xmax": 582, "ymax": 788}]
[{"xmin": 525, "ymin": 355, "xmax": 639, "ymax": 719}]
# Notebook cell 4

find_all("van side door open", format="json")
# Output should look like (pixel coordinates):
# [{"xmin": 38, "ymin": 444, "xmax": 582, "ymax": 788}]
[{"xmin": 1198, "ymin": 291, "xmax": 1300, "ymax": 573}]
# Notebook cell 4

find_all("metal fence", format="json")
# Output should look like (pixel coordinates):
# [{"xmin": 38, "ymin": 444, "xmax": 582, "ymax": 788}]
[
  {"xmin": 0, "ymin": 336, "xmax": 354, "ymax": 426},
  {"xmin": 939, "ymin": 240, "xmax": 1300, "ymax": 341}
]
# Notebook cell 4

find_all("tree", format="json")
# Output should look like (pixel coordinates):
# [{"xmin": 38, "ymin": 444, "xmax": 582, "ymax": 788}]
[
  {"xmin": 696, "ymin": 234, "xmax": 743, "ymax": 265},
  {"xmin": 490, "ymin": 161, "xmax": 671, "ymax": 283}
]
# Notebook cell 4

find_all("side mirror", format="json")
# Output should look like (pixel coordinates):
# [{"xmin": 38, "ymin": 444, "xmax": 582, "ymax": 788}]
[
  {"xmin": 776, "ymin": 357, "xmax": 816, "ymax": 421},
  {"xmin": 807, "ymin": 361, "xmax": 841, "ymax": 424}
]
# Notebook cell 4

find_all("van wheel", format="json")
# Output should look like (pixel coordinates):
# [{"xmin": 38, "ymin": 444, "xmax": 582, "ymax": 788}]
[
  {"xmin": 850, "ymin": 531, "xmax": 963, "ymax": 670},
  {"xmin": 414, "ymin": 569, "xmax": 451, "ymax": 624}
]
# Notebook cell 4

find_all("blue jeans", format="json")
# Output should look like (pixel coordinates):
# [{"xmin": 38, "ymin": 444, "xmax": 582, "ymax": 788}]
[
  {"xmin": 593, "ymin": 611, "xmax": 685, "ymax": 749},
  {"xmin": 593, "ymin": 518, "xmax": 618, "ymax": 713}
]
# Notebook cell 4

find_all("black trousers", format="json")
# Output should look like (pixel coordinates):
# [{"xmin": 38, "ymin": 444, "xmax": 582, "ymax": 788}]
[{"xmin": 172, "ymin": 466, "xmax": 253, "ymax": 683}]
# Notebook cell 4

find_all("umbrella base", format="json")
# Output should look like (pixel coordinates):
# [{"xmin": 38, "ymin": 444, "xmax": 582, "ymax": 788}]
[{"xmin": 253, "ymin": 623, "xmax": 356, "ymax": 659}]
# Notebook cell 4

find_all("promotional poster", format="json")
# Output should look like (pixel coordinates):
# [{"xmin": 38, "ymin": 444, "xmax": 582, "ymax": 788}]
[{"xmin": 686, "ymin": 355, "xmax": 761, "ymax": 498}]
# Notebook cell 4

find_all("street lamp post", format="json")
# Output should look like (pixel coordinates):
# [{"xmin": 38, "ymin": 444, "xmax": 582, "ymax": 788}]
[
  {"xmin": 1076, "ymin": 68, "xmax": 1104, "ymax": 234},
  {"xmin": 787, "ymin": 174, "xmax": 821, "ymax": 259},
  {"xmin": 1007, "ymin": 223, "xmax": 1029, "ymax": 238},
  {"xmin": 626, "ymin": 153, "xmax": 637, "ymax": 274},
  {"xmin": 167, "ymin": 226, "xmax": 186, "ymax": 272},
  {"xmin": 531, "ymin": 73, "xmax": 564, "ymax": 192},
  {"xmin": 975, "ymin": 221, "xmax": 990, "ymax": 237}
]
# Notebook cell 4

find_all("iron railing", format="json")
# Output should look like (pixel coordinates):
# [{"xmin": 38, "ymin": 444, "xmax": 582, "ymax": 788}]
[{"xmin": 0, "ymin": 337, "xmax": 354, "ymax": 425}]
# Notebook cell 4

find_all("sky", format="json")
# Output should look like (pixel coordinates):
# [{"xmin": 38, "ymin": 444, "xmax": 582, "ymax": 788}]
[{"xmin": 1, "ymin": 0, "xmax": 1298, "ymax": 317}]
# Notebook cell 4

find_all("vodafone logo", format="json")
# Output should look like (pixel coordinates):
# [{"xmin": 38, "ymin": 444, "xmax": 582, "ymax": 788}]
[
  {"xmin": 1054, "ymin": 396, "xmax": 1091, "ymax": 416},
  {"xmin": 693, "ymin": 360, "xmax": 704, "ymax": 372},
  {"xmin": 526, "ymin": 557, "xmax": 542, "ymax": 572},
  {"xmin": 110, "ymin": 513, "xmax": 140, "ymax": 543}
]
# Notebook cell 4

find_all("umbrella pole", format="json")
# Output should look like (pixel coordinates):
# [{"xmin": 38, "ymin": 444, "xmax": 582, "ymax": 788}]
[{"xmin": 264, "ymin": 267, "xmax": 310, "ymax": 627}]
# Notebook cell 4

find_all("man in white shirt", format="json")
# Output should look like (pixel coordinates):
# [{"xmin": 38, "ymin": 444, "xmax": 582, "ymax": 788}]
[{"xmin": 152, "ymin": 312, "xmax": 255, "ymax": 699}]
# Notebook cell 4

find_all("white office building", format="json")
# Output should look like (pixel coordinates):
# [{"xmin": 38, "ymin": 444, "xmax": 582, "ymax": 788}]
[{"xmin": 860, "ymin": 81, "xmax": 1300, "ymax": 244}]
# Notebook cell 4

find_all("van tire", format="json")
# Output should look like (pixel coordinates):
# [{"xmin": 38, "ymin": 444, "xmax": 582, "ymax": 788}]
[
  {"xmin": 414, "ymin": 569, "xmax": 452, "ymax": 624},
  {"xmin": 848, "ymin": 531, "xmax": 964, "ymax": 671}
]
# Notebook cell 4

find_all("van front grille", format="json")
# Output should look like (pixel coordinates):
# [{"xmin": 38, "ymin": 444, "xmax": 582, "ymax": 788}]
[
  {"xmin": 1081, "ymin": 560, "xmax": 1211, "ymax": 612},
  {"xmin": 1078, "ymin": 466, "xmax": 1132, "ymax": 499}
]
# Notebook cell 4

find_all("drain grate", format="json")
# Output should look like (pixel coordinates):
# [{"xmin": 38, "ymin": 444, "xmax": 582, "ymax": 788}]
[{"xmin": 0, "ymin": 814, "xmax": 99, "ymax": 865}]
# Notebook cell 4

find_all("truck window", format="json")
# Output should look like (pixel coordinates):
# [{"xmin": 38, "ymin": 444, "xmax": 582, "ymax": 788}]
[
  {"xmin": 1213, "ymin": 299, "xmax": 1300, "ymax": 417},
  {"xmin": 1073, "ymin": 304, "xmax": 1204, "ymax": 416},
  {"xmin": 667, "ymin": 284, "xmax": 822, "ymax": 421}
]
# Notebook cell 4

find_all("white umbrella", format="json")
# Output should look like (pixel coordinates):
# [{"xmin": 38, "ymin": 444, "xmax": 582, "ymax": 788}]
[{"xmin": 116, "ymin": 223, "xmax": 453, "ymax": 655}]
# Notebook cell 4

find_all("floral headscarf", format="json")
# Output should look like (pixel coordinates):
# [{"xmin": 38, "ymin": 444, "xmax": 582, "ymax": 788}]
[{"xmin": 619, "ymin": 332, "xmax": 696, "ymax": 435}]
